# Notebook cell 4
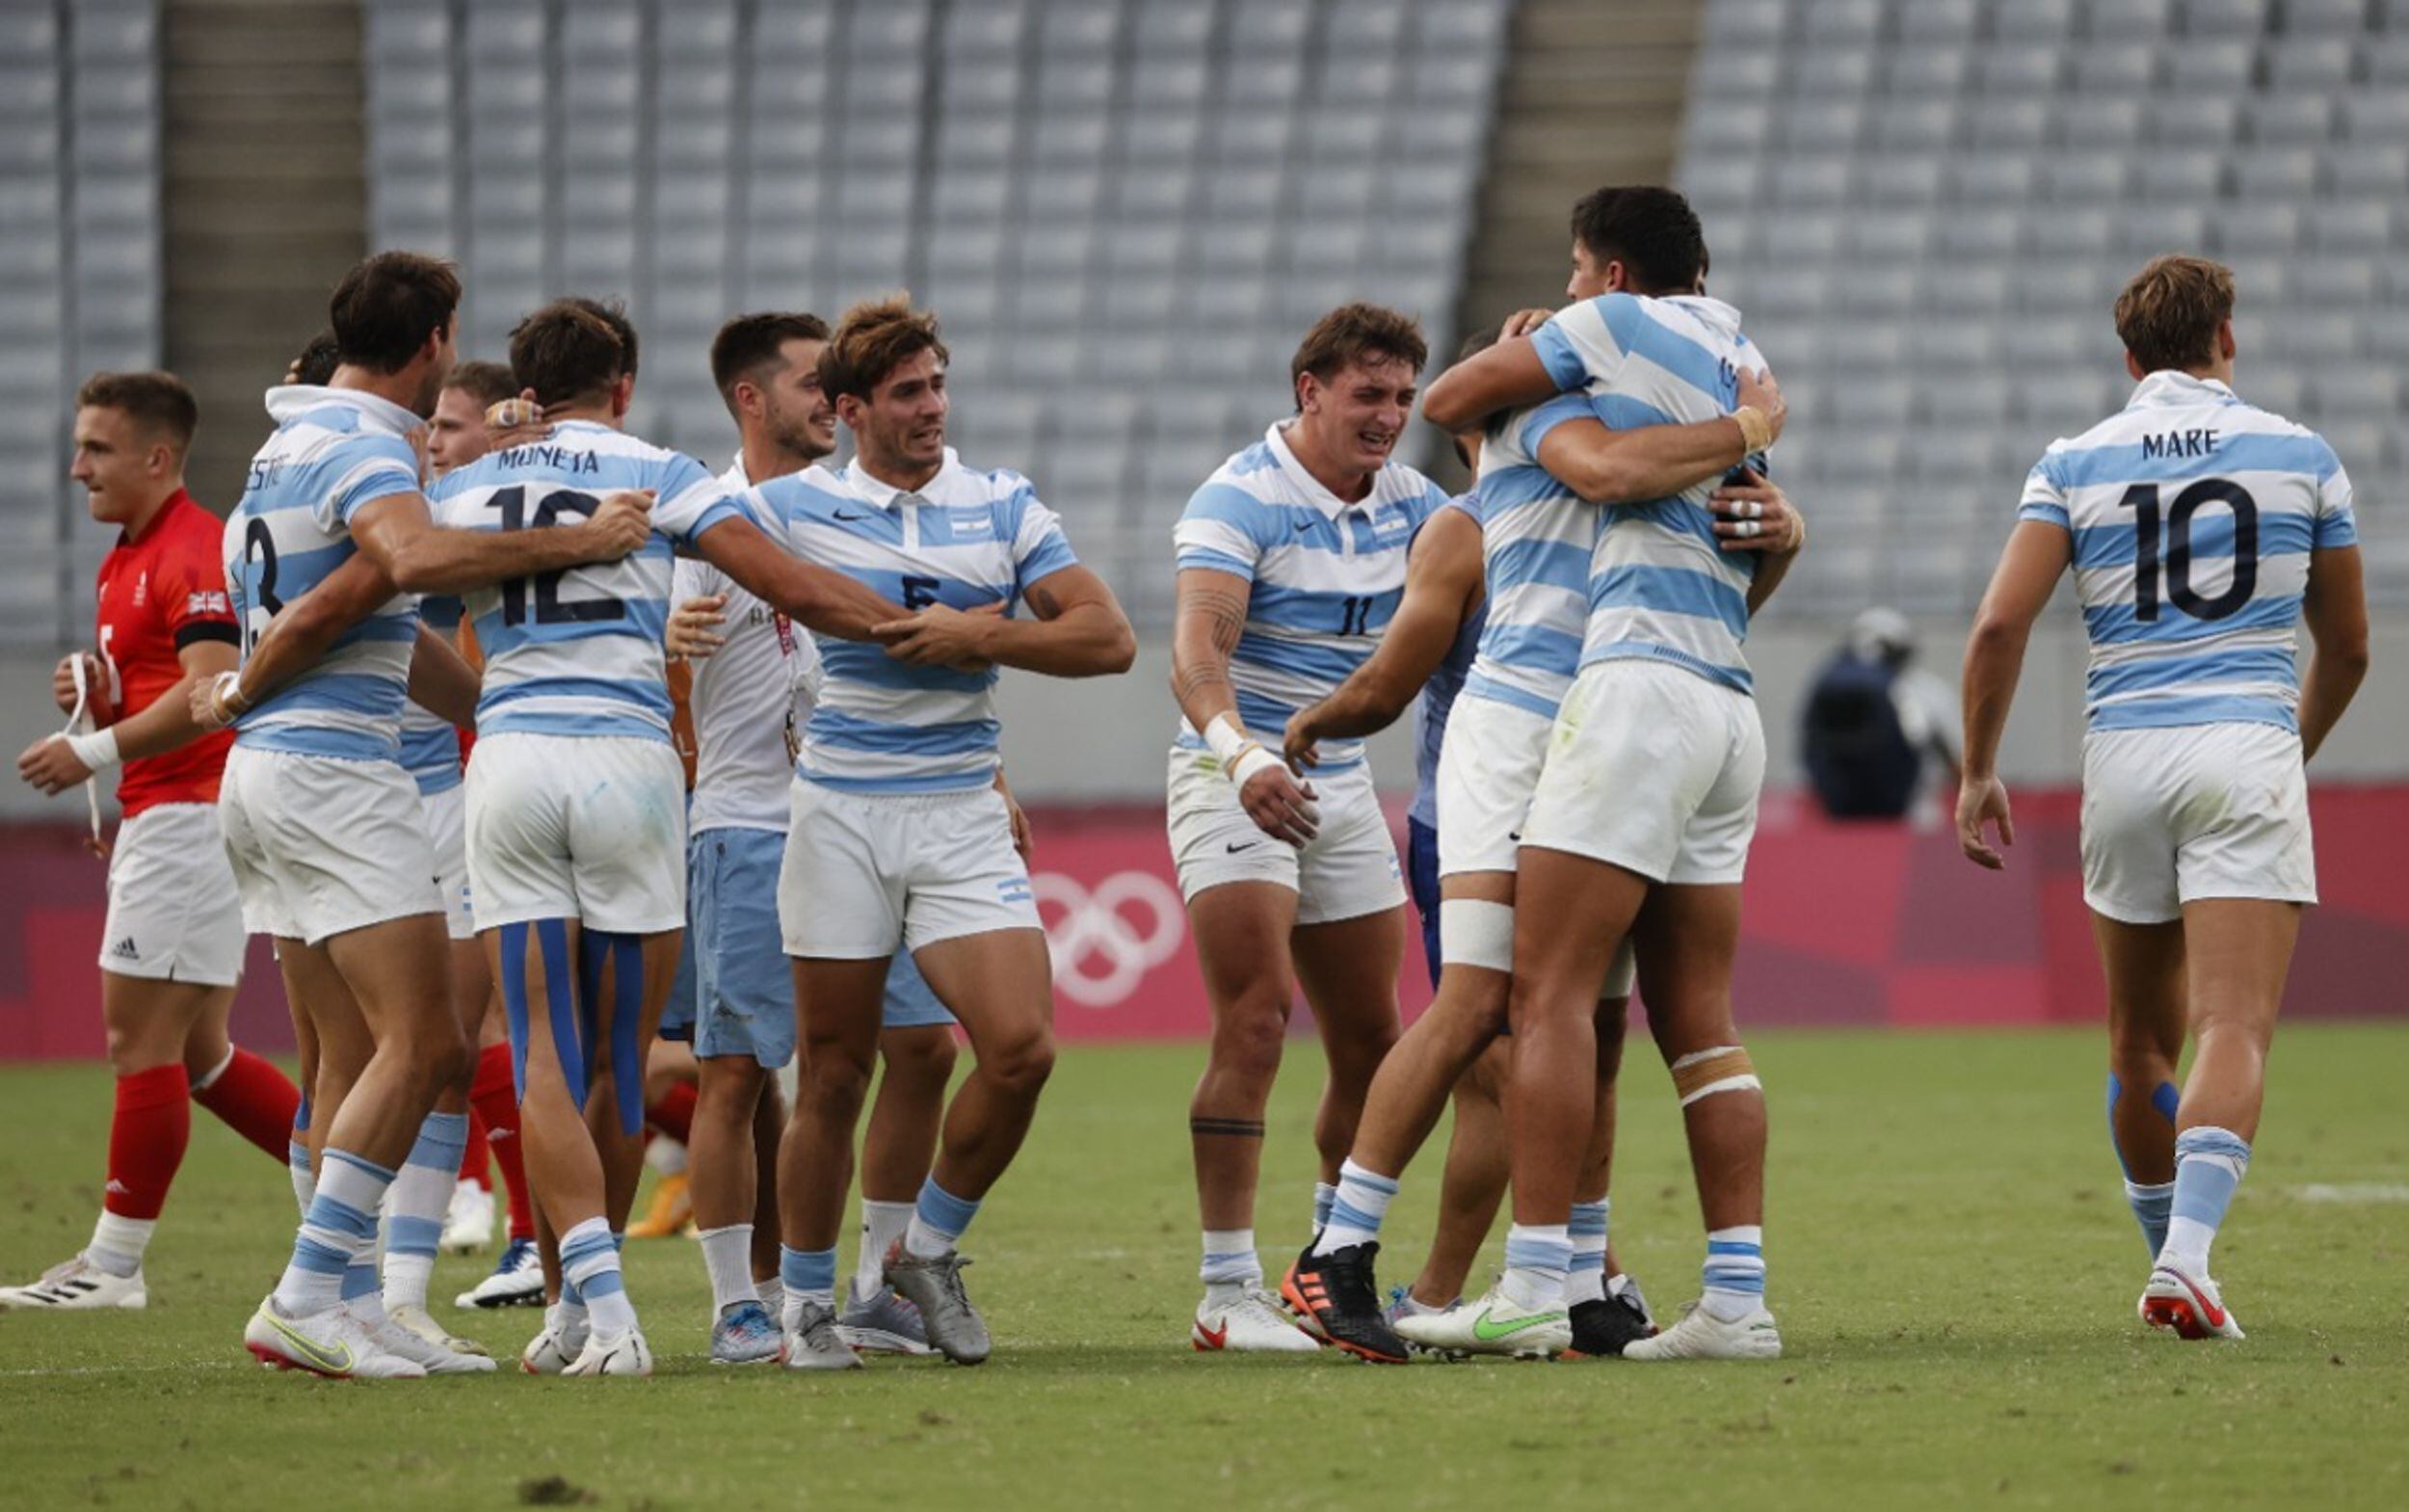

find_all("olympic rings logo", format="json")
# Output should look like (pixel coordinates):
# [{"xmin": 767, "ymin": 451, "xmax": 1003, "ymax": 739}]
[{"xmin": 1033, "ymin": 869, "xmax": 1186, "ymax": 1009}]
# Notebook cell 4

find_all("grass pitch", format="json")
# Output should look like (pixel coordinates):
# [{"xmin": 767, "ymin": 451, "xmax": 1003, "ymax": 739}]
[{"xmin": 1, "ymin": 1026, "xmax": 2404, "ymax": 1511}]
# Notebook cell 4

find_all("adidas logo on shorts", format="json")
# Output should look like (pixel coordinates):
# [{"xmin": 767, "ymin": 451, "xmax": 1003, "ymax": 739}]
[{"xmin": 108, "ymin": 937, "xmax": 140, "ymax": 962}]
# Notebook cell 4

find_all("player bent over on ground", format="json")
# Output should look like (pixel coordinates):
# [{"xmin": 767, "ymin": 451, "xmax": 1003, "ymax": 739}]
[
  {"xmin": 1281, "ymin": 300, "xmax": 1788, "ymax": 1360},
  {"xmin": 759, "ymin": 299, "xmax": 1134, "ymax": 1368},
  {"xmin": 1, "ymin": 372, "xmax": 300, "ymax": 1313},
  {"xmin": 425, "ymin": 299, "xmax": 916, "ymax": 1376},
  {"xmin": 208, "ymin": 253, "xmax": 656, "ymax": 1379},
  {"xmin": 1959, "ymin": 255, "xmax": 2368, "ymax": 1340}
]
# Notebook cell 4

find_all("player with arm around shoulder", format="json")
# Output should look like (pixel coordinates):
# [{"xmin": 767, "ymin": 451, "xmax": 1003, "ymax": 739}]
[{"xmin": 1958, "ymin": 255, "xmax": 2368, "ymax": 1340}]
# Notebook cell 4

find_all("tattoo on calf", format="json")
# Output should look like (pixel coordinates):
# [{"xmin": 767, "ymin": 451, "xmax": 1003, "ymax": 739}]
[{"xmin": 1189, "ymin": 1116, "xmax": 1267, "ymax": 1140}]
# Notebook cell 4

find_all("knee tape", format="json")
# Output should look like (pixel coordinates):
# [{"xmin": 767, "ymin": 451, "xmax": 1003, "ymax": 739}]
[
  {"xmin": 578, "ymin": 928, "xmax": 649, "ymax": 1137},
  {"xmin": 1670, "ymin": 1046, "xmax": 1760, "ymax": 1106},
  {"xmin": 1439, "ymin": 898, "xmax": 1516, "ymax": 972},
  {"xmin": 499, "ymin": 918, "xmax": 585, "ymax": 1110}
]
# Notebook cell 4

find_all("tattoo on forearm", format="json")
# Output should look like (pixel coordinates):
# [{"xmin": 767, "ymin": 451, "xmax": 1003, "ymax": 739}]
[
  {"xmin": 1189, "ymin": 1116, "xmax": 1266, "ymax": 1139},
  {"xmin": 1174, "ymin": 584, "xmax": 1251, "ymax": 708}
]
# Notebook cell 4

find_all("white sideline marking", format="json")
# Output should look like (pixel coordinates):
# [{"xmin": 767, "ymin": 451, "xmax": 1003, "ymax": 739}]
[
  {"xmin": 0, "ymin": 1360, "xmax": 242, "ymax": 1378},
  {"xmin": 2287, "ymin": 1182, "xmax": 2409, "ymax": 1204}
]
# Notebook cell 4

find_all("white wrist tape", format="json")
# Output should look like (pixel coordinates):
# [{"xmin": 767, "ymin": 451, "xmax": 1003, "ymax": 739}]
[
  {"xmin": 1228, "ymin": 743, "xmax": 1286, "ymax": 790},
  {"xmin": 66, "ymin": 727, "xmax": 120, "ymax": 771},
  {"xmin": 1204, "ymin": 712, "xmax": 1251, "ymax": 766}
]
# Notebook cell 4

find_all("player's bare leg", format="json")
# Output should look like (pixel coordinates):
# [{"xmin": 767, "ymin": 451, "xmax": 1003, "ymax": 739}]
[
  {"xmin": 887, "ymin": 926, "xmax": 1056, "ymax": 1364},
  {"xmin": 1563, "ymin": 998, "xmax": 1656, "ymax": 1358},
  {"xmin": 2094, "ymin": 915, "xmax": 2187, "ymax": 1255},
  {"xmin": 840, "ymin": 1023, "xmax": 957, "ymax": 1353},
  {"xmin": 456, "ymin": 987, "xmax": 543, "ymax": 1309},
  {"xmin": 2138, "ymin": 898, "xmax": 2299, "ymax": 1340},
  {"xmin": 1292, "ymin": 905, "xmax": 1405, "ymax": 1199},
  {"xmin": 775, "ymin": 955, "xmax": 887, "ymax": 1368},
  {"xmin": 1180, "ymin": 881, "xmax": 1320, "ymax": 1351},
  {"xmin": 1622, "ymin": 884, "xmax": 1778, "ymax": 1362},
  {"xmin": 1406, "ymin": 1039, "xmax": 1509, "ymax": 1309},
  {"xmin": 377, "ymin": 934, "xmax": 491, "ymax": 1353},
  {"xmin": 436, "ymin": 936, "xmax": 496, "ymax": 1252}
]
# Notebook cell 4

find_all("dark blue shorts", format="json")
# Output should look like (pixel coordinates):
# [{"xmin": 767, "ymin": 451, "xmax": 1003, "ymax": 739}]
[{"xmin": 1407, "ymin": 815, "xmax": 1441, "ymax": 992}]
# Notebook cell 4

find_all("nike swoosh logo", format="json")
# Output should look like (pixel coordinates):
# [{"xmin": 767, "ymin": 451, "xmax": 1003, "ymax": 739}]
[
  {"xmin": 2177, "ymin": 1274, "xmax": 2228, "ymax": 1328},
  {"xmin": 1226, "ymin": 840, "xmax": 1260, "ymax": 853},
  {"xmin": 1507, "ymin": 832, "xmax": 1522, "ymax": 843},
  {"xmin": 834, "ymin": 510, "xmax": 868, "ymax": 521},
  {"xmin": 265, "ymin": 1312, "xmax": 354, "ymax": 1372},
  {"xmin": 1197, "ymin": 1320, "xmax": 1228, "ymax": 1349},
  {"xmin": 1471, "ymin": 1308, "xmax": 1561, "ymax": 1342}
]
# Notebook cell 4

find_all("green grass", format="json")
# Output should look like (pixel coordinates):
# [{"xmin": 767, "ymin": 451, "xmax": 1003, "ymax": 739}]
[{"xmin": 2, "ymin": 1026, "xmax": 2405, "ymax": 1511}]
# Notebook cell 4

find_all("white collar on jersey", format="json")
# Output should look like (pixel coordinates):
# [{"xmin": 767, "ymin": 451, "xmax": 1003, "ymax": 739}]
[
  {"xmin": 839, "ymin": 446, "xmax": 966, "ymax": 510},
  {"xmin": 1264, "ymin": 421, "xmax": 1384, "ymax": 517},
  {"xmin": 2127, "ymin": 370, "xmax": 2239, "ymax": 410},
  {"xmin": 263, "ymin": 382, "xmax": 425, "ymax": 437}
]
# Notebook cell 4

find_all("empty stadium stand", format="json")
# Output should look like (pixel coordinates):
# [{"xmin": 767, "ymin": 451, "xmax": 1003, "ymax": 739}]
[{"xmin": 1679, "ymin": 0, "xmax": 2409, "ymax": 617}]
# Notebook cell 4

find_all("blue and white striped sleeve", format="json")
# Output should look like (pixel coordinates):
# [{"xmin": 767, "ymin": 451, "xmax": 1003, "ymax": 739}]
[
  {"xmin": 653, "ymin": 452, "xmax": 750, "ymax": 548},
  {"xmin": 2309, "ymin": 438, "xmax": 2358, "ymax": 549},
  {"xmin": 1528, "ymin": 293, "xmax": 1639, "ymax": 394},
  {"xmin": 2016, "ymin": 450, "xmax": 2072, "ymax": 532},
  {"xmin": 1010, "ymin": 491, "xmax": 1080, "ymax": 588},
  {"xmin": 318, "ymin": 434, "xmax": 423, "ymax": 530},
  {"xmin": 1173, "ymin": 481, "xmax": 1269, "ymax": 581},
  {"xmin": 1518, "ymin": 392, "xmax": 1612, "ymax": 454}
]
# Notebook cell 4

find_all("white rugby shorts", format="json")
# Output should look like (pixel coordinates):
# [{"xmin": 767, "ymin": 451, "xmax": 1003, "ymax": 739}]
[
  {"xmin": 99, "ymin": 802, "xmax": 247, "ymax": 986},
  {"xmin": 418, "ymin": 783, "xmax": 474, "ymax": 942},
  {"xmin": 1165, "ymin": 747, "xmax": 1405, "ymax": 926},
  {"xmin": 779, "ymin": 780, "xmax": 1039, "ymax": 958},
  {"xmin": 1521, "ymin": 659, "xmax": 1765, "ymax": 887},
  {"xmin": 218, "ymin": 745, "xmax": 444, "ymax": 945},
  {"xmin": 1434, "ymin": 693, "xmax": 1550, "ymax": 879},
  {"xmin": 2080, "ymin": 722, "xmax": 2316, "ymax": 924},
  {"xmin": 465, "ymin": 731, "xmax": 687, "ymax": 935}
]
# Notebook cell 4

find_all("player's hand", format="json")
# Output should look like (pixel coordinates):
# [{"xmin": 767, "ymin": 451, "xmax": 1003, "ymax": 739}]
[
  {"xmin": 872, "ymin": 602, "xmax": 998, "ymax": 670},
  {"xmin": 582, "ymin": 489, "xmax": 655, "ymax": 560},
  {"xmin": 53, "ymin": 651, "xmax": 104, "ymax": 714},
  {"xmin": 1734, "ymin": 366, "xmax": 1787, "ymax": 445},
  {"xmin": 483, "ymin": 390, "xmax": 552, "ymax": 452},
  {"xmin": 1956, "ymin": 773, "xmax": 2015, "ymax": 870},
  {"xmin": 1004, "ymin": 789, "xmax": 1033, "ymax": 864},
  {"xmin": 1238, "ymin": 760, "xmax": 1319, "ymax": 847},
  {"xmin": 1281, "ymin": 705, "xmax": 1326, "ymax": 770},
  {"xmin": 1710, "ymin": 472, "xmax": 1803, "ymax": 554},
  {"xmin": 1498, "ymin": 307, "xmax": 1553, "ymax": 340},
  {"xmin": 666, "ymin": 594, "xmax": 728, "ymax": 660},
  {"xmin": 16, "ymin": 735, "xmax": 92, "ymax": 796}
]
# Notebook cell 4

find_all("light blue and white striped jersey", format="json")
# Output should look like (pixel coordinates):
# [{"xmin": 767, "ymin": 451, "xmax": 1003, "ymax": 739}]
[
  {"xmin": 2017, "ymin": 370, "xmax": 2356, "ymax": 734},
  {"xmin": 223, "ymin": 385, "xmax": 426, "ymax": 761},
  {"xmin": 398, "ymin": 595, "xmax": 464, "ymax": 795},
  {"xmin": 1530, "ymin": 292, "xmax": 1770, "ymax": 695},
  {"xmin": 754, "ymin": 448, "xmax": 1079, "ymax": 795},
  {"xmin": 1409, "ymin": 495, "xmax": 1487, "ymax": 830},
  {"xmin": 428, "ymin": 420, "xmax": 750, "ymax": 744},
  {"xmin": 1173, "ymin": 423, "xmax": 1450, "ymax": 772},
  {"xmin": 1459, "ymin": 398, "xmax": 1604, "ymax": 722}
]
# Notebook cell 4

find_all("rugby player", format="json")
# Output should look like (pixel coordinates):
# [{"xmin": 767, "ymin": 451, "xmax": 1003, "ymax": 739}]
[
  {"xmin": 1959, "ymin": 255, "xmax": 2368, "ymax": 1340},
  {"xmin": 0, "ymin": 373, "xmax": 300, "ymax": 1312},
  {"xmin": 1413, "ymin": 188, "xmax": 1798, "ymax": 1361},
  {"xmin": 656, "ymin": 310, "xmax": 967, "ymax": 1363},
  {"xmin": 424, "ymin": 298, "xmax": 919, "ymax": 1376},
  {"xmin": 1166, "ymin": 304, "xmax": 1447, "ymax": 1352},
  {"xmin": 1280, "ymin": 309, "xmax": 1788, "ymax": 1361},
  {"xmin": 208, "ymin": 252, "xmax": 660, "ymax": 1378},
  {"xmin": 758, "ymin": 297, "xmax": 1135, "ymax": 1368}
]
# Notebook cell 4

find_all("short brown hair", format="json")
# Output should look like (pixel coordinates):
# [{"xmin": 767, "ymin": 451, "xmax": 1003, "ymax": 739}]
[
  {"xmin": 565, "ymin": 296, "xmax": 639, "ymax": 377},
  {"xmin": 2114, "ymin": 255, "xmax": 2236, "ymax": 376},
  {"xmin": 443, "ymin": 359, "xmax": 518, "ymax": 407},
  {"xmin": 330, "ymin": 251, "xmax": 461, "ymax": 374},
  {"xmin": 508, "ymin": 301, "xmax": 627, "ymax": 408},
  {"xmin": 820, "ymin": 296, "xmax": 947, "ymax": 403},
  {"xmin": 76, "ymin": 371, "xmax": 198, "ymax": 454},
  {"xmin": 1290, "ymin": 303, "xmax": 1428, "ymax": 402},
  {"xmin": 711, "ymin": 311, "xmax": 832, "ymax": 407},
  {"xmin": 291, "ymin": 329, "xmax": 341, "ymax": 386}
]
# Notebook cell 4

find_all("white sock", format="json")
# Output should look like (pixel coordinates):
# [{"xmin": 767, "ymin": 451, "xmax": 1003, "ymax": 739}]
[
  {"xmin": 1200, "ymin": 1228, "xmax": 1261, "ymax": 1293},
  {"xmin": 699, "ymin": 1225, "xmax": 758, "ymax": 1315},
  {"xmin": 1565, "ymin": 1198, "xmax": 1609, "ymax": 1306},
  {"xmin": 561, "ymin": 1218, "xmax": 637, "ymax": 1336},
  {"xmin": 856, "ymin": 1199, "xmax": 913, "ymax": 1300},
  {"xmin": 86, "ymin": 1211, "xmax": 155, "ymax": 1278},
  {"xmin": 755, "ymin": 1275, "xmax": 784, "ymax": 1323},
  {"xmin": 1701, "ymin": 1224, "xmax": 1766, "ymax": 1322},
  {"xmin": 1499, "ymin": 1224, "xmax": 1572, "ymax": 1312},
  {"xmin": 1311, "ymin": 1159, "xmax": 1400, "ymax": 1256},
  {"xmin": 381, "ymin": 1111, "xmax": 466, "ymax": 1312},
  {"xmin": 276, "ymin": 1150, "xmax": 391, "ymax": 1318},
  {"xmin": 1312, "ymin": 1180, "xmax": 1337, "ymax": 1233}
]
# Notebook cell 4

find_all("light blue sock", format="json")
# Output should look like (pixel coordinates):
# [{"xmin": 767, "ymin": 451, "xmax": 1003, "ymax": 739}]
[
  {"xmin": 274, "ymin": 1148, "xmax": 390, "ymax": 1317},
  {"xmin": 1500, "ymin": 1224, "xmax": 1572, "ymax": 1312},
  {"xmin": 2125, "ymin": 1180, "xmax": 2175, "ymax": 1259},
  {"xmin": 1312, "ymin": 1160, "xmax": 1400, "ymax": 1256},
  {"xmin": 781, "ymin": 1244, "xmax": 837, "ymax": 1307},
  {"xmin": 2160, "ymin": 1127, "xmax": 2251, "ymax": 1274},
  {"xmin": 904, "ymin": 1177, "xmax": 981, "ymax": 1260},
  {"xmin": 561, "ymin": 1217, "xmax": 634, "ymax": 1335},
  {"xmin": 383, "ymin": 1111, "xmax": 468, "ymax": 1310},
  {"xmin": 1702, "ymin": 1225, "xmax": 1766, "ymax": 1322},
  {"xmin": 1567, "ymin": 1199, "xmax": 1610, "ymax": 1305},
  {"xmin": 1312, "ymin": 1181, "xmax": 1337, "ymax": 1233}
]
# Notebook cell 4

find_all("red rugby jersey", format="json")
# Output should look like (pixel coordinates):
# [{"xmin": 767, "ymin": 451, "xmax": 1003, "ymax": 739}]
[{"xmin": 93, "ymin": 491, "xmax": 239, "ymax": 817}]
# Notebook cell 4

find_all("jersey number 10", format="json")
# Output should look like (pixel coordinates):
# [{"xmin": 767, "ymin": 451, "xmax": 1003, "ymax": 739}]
[{"xmin": 2118, "ymin": 479, "xmax": 2257, "ymax": 623}]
